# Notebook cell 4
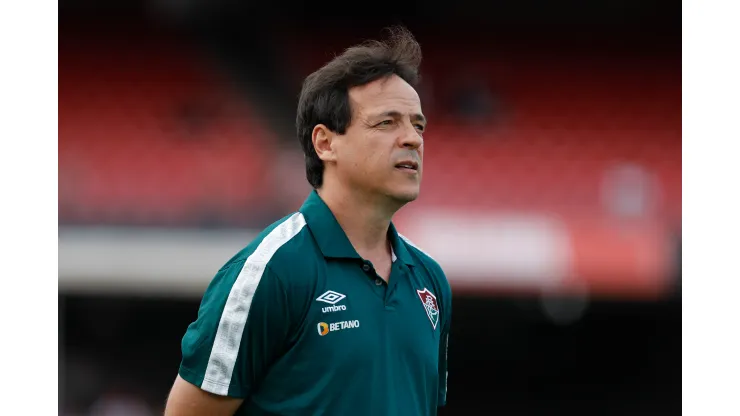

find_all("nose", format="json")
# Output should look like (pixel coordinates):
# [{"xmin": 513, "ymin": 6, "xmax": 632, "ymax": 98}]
[{"xmin": 399, "ymin": 122, "xmax": 423, "ymax": 150}]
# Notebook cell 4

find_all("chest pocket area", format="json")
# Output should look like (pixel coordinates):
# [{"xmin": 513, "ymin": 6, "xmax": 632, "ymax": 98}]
[{"xmin": 387, "ymin": 296, "xmax": 440, "ymax": 364}]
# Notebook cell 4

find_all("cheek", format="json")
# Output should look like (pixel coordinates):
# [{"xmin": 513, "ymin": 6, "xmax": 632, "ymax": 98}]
[
  {"xmin": 342, "ymin": 148, "xmax": 377, "ymax": 178},
  {"xmin": 361, "ymin": 152, "xmax": 386, "ymax": 175},
  {"xmin": 355, "ymin": 142, "xmax": 387, "ymax": 172},
  {"xmin": 343, "ymin": 134, "xmax": 393, "ymax": 178}
]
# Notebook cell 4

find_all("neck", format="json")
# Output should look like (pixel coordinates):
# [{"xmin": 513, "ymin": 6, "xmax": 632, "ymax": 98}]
[{"xmin": 317, "ymin": 183, "xmax": 398, "ymax": 256}]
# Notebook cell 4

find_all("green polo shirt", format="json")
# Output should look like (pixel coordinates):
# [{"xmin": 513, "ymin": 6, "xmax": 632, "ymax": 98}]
[{"xmin": 178, "ymin": 191, "xmax": 452, "ymax": 416}]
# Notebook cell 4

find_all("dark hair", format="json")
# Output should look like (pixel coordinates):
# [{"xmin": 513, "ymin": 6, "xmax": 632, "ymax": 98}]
[{"xmin": 296, "ymin": 26, "xmax": 423, "ymax": 189}]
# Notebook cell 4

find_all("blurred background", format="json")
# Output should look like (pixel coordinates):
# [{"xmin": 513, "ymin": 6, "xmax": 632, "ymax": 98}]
[{"xmin": 58, "ymin": 0, "xmax": 681, "ymax": 414}]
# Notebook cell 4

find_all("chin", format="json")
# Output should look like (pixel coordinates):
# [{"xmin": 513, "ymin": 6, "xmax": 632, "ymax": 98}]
[{"xmin": 388, "ymin": 187, "xmax": 420, "ymax": 204}]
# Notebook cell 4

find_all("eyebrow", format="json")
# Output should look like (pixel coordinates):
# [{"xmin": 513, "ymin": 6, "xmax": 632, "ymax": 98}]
[{"xmin": 375, "ymin": 110, "xmax": 427, "ymax": 125}]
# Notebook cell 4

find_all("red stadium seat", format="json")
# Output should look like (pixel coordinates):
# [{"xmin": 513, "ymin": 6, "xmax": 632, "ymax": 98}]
[
  {"xmin": 59, "ymin": 34, "xmax": 278, "ymax": 225},
  {"xmin": 60, "ymin": 31, "xmax": 680, "ymax": 228}
]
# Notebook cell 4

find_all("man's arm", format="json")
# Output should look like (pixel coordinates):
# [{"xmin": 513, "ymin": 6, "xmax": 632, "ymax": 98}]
[
  {"xmin": 164, "ymin": 262, "xmax": 292, "ymax": 415},
  {"xmin": 438, "ymin": 328, "xmax": 450, "ymax": 407},
  {"xmin": 438, "ymin": 275, "xmax": 452, "ymax": 407},
  {"xmin": 165, "ymin": 375, "xmax": 243, "ymax": 416}
]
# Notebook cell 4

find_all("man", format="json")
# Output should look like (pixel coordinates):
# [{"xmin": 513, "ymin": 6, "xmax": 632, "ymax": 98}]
[{"xmin": 165, "ymin": 26, "xmax": 452, "ymax": 416}]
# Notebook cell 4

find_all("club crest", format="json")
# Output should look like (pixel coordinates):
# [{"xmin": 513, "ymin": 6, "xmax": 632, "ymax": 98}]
[{"xmin": 416, "ymin": 288, "xmax": 440, "ymax": 329}]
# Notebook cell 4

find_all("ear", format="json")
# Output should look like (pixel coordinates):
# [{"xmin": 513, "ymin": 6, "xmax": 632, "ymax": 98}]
[{"xmin": 312, "ymin": 124, "xmax": 337, "ymax": 162}]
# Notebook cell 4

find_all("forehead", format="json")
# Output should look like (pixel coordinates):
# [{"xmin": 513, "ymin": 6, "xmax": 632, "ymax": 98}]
[{"xmin": 348, "ymin": 75, "xmax": 421, "ymax": 116}]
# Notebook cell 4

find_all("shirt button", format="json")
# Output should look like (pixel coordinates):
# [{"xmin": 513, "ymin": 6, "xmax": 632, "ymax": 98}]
[
  {"xmin": 375, "ymin": 278, "xmax": 383, "ymax": 286},
  {"xmin": 362, "ymin": 264, "xmax": 371, "ymax": 272}
]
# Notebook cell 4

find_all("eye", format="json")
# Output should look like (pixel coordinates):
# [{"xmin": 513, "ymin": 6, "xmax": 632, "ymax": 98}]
[
  {"xmin": 376, "ymin": 120, "xmax": 393, "ymax": 127},
  {"xmin": 414, "ymin": 124, "xmax": 425, "ymax": 132}
]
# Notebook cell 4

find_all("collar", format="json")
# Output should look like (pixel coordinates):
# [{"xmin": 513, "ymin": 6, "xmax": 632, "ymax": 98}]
[{"xmin": 299, "ymin": 190, "xmax": 415, "ymax": 267}]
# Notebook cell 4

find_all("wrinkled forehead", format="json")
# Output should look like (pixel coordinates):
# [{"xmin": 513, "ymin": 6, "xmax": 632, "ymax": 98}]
[{"xmin": 348, "ymin": 75, "xmax": 422, "ymax": 117}]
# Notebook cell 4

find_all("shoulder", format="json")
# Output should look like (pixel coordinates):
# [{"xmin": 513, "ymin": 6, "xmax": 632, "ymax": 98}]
[
  {"xmin": 398, "ymin": 233, "xmax": 451, "ymax": 296},
  {"xmin": 219, "ymin": 212, "xmax": 308, "ymax": 270},
  {"xmin": 215, "ymin": 212, "xmax": 320, "ymax": 291},
  {"xmin": 399, "ymin": 234, "xmax": 446, "ymax": 278},
  {"xmin": 201, "ymin": 213, "xmax": 313, "ymax": 294}
]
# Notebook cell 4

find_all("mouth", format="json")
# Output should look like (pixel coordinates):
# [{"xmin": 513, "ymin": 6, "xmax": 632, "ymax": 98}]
[{"xmin": 394, "ymin": 160, "xmax": 419, "ymax": 172}]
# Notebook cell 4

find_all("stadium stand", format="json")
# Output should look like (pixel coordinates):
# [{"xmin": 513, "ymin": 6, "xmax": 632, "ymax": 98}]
[
  {"xmin": 59, "ymin": 33, "xmax": 278, "ymax": 227},
  {"xmin": 60, "ymin": 32, "xmax": 680, "ymax": 228}
]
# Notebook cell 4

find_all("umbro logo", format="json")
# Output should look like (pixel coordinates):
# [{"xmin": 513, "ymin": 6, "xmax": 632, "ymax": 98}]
[
  {"xmin": 316, "ymin": 290, "xmax": 347, "ymax": 313},
  {"xmin": 316, "ymin": 290, "xmax": 346, "ymax": 305}
]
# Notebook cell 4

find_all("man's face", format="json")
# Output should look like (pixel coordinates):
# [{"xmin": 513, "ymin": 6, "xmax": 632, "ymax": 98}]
[{"xmin": 332, "ymin": 75, "xmax": 426, "ymax": 204}]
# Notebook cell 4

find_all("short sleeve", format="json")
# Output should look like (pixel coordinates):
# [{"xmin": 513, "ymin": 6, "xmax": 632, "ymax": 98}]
[
  {"xmin": 438, "ymin": 275, "xmax": 452, "ymax": 407},
  {"xmin": 178, "ymin": 261, "xmax": 291, "ymax": 399}
]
